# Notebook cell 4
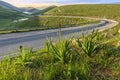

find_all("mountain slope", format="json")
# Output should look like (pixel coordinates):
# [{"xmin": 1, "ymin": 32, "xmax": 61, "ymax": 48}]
[
  {"xmin": 0, "ymin": 0, "xmax": 21, "ymax": 12},
  {"xmin": 0, "ymin": 1, "xmax": 29, "ymax": 19},
  {"xmin": 0, "ymin": 7, "xmax": 18, "ymax": 19},
  {"xmin": 45, "ymin": 4, "xmax": 120, "ymax": 18},
  {"xmin": 0, "ymin": 6, "xmax": 28, "ymax": 19},
  {"xmin": 0, "ymin": 7, "xmax": 28, "ymax": 30}
]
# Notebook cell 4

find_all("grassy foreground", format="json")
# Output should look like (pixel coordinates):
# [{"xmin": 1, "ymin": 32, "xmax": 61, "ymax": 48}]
[
  {"xmin": 1, "ymin": 31, "xmax": 119, "ymax": 80},
  {"xmin": 0, "ymin": 4, "xmax": 120, "ymax": 80}
]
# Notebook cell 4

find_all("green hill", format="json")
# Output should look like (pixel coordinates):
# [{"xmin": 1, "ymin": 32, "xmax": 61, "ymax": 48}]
[
  {"xmin": 0, "ymin": 7, "xmax": 27, "ymax": 19},
  {"xmin": 45, "ymin": 4, "xmax": 120, "ymax": 18},
  {"xmin": 0, "ymin": 6, "xmax": 55, "ymax": 30},
  {"xmin": 0, "ymin": 7, "xmax": 28, "ymax": 30},
  {"xmin": 15, "ymin": 16, "xmax": 99, "ymax": 29}
]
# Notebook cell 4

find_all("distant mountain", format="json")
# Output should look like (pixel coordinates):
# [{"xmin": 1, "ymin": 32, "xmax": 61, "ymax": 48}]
[
  {"xmin": 21, "ymin": 7, "xmax": 39, "ymax": 14},
  {"xmin": 0, "ymin": 0, "xmax": 22, "ymax": 12},
  {"xmin": 111, "ymin": 2, "xmax": 120, "ymax": 4},
  {"xmin": 32, "ymin": 6, "xmax": 57, "ymax": 15},
  {"xmin": 20, "ymin": 6, "xmax": 57, "ymax": 15},
  {"xmin": 103, "ymin": 2, "xmax": 120, "ymax": 4},
  {"xmin": 0, "ymin": 1, "xmax": 28, "ymax": 19}
]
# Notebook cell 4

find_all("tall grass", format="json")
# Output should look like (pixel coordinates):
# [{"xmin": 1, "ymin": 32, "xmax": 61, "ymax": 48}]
[
  {"xmin": 0, "ymin": 31, "xmax": 119, "ymax": 79},
  {"xmin": 15, "ymin": 46, "xmax": 33, "ymax": 66},
  {"xmin": 50, "ymin": 39, "xmax": 73, "ymax": 64},
  {"xmin": 77, "ymin": 31, "xmax": 99, "ymax": 57}
]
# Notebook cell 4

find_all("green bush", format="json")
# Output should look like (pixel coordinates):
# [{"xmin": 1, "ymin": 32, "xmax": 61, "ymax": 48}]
[{"xmin": 77, "ymin": 31, "xmax": 99, "ymax": 57}]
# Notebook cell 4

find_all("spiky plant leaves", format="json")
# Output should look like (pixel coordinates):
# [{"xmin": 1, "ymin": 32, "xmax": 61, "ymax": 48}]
[
  {"xmin": 77, "ymin": 30, "xmax": 99, "ymax": 57},
  {"xmin": 15, "ymin": 46, "xmax": 33, "ymax": 66},
  {"xmin": 50, "ymin": 39, "xmax": 73, "ymax": 64}
]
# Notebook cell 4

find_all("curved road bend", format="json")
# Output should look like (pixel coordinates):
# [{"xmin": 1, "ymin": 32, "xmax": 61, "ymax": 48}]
[{"xmin": 0, "ymin": 16, "xmax": 119, "ymax": 59}]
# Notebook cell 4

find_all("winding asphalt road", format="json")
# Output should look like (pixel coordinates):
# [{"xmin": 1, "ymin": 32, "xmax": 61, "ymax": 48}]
[{"xmin": 0, "ymin": 16, "xmax": 119, "ymax": 59}]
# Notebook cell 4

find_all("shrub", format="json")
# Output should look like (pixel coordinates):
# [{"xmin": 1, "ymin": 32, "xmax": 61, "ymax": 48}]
[
  {"xmin": 50, "ymin": 39, "xmax": 73, "ymax": 64},
  {"xmin": 77, "ymin": 30, "xmax": 99, "ymax": 57}
]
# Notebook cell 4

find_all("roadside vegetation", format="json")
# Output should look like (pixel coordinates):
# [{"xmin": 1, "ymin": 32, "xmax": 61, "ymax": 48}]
[
  {"xmin": 0, "ymin": 31, "xmax": 116, "ymax": 80},
  {"xmin": 0, "ymin": 16, "xmax": 99, "ymax": 34},
  {"xmin": 15, "ymin": 16, "xmax": 98, "ymax": 28},
  {"xmin": 0, "ymin": 4, "xmax": 120, "ymax": 80},
  {"xmin": 0, "ymin": 30, "xmax": 119, "ymax": 80}
]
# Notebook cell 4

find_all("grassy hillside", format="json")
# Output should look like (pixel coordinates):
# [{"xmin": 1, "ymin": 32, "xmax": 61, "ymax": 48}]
[
  {"xmin": 0, "ymin": 6, "xmax": 99, "ymax": 32},
  {"xmin": 45, "ymin": 4, "xmax": 120, "ymax": 18},
  {"xmin": 0, "ymin": 7, "xmax": 29, "ymax": 30},
  {"xmin": 15, "ymin": 16, "xmax": 99, "ymax": 29},
  {"xmin": 0, "ymin": 7, "xmax": 26, "ymax": 19},
  {"xmin": 45, "ymin": 4, "xmax": 120, "ymax": 44}
]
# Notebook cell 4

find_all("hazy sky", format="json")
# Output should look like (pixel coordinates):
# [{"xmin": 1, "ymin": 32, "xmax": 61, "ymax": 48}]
[
  {"xmin": 2, "ymin": 0, "xmax": 120, "ymax": 7},
  {"xmin": 3, "ymin": 0, "xmax": 120, "ymax": 4}
]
